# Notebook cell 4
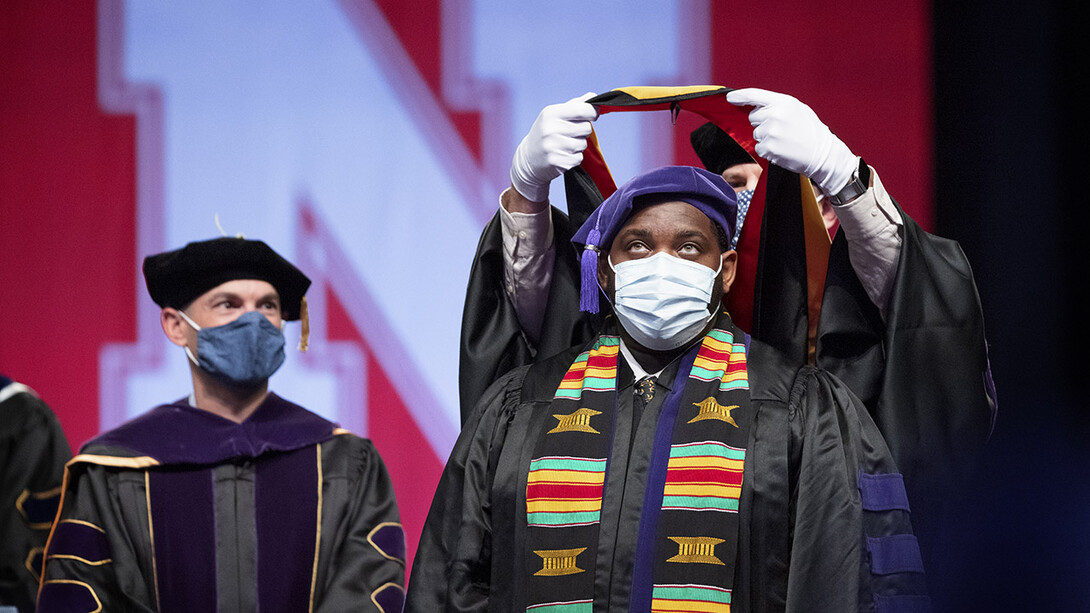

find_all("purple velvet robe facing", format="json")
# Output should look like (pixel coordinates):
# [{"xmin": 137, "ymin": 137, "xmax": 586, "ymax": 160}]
[{"xmin": 38, "ymin": 393, "xmax": 405, "ymax": 612}]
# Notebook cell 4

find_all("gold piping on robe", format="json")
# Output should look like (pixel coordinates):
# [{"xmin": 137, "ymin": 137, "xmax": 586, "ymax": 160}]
[
  {"xmin": 41, "ymin": 579, "xmax": 104, "ymax": 613},
  {"xmin": 308, "ymin": 443, "xmax": 324, "ymax": 613}
]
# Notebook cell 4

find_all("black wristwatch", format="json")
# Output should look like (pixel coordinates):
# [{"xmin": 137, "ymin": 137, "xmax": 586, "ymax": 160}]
[{"xmin": 829, "ymin": 158, "xmax": 870, "ymax": 206}]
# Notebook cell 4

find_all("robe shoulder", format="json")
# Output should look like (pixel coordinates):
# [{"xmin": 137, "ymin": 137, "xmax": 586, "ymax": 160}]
[
  {"xmin": 407, "ymin": 349, "xmax": 585, "ymax": 612},
  {"xmin": 0, "ymin": 382, "xmax": 71, "ymax": 612},
  {"xmin": 458, "ymin": 206, "xmax": 599, "ymax": 424},
  {"xmin": 79, "ymin": 392, "xmax": 338, "ymax": 466}
]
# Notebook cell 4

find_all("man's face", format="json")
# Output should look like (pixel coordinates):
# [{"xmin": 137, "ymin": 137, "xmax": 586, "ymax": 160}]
[
  {"xmin": 721, "ymin": 162, "xmax": 762, "ymax": 192},
  {"xmin": 162, "ymin": 279, "xmax": 282, "ymax": 350},
  {"xmin": 185, "ymin": 279, "xmax": 282, "ymax": 328},
  {"xmin": 597, "ymin": 200, "xmax": 737, "ymax": 309}
]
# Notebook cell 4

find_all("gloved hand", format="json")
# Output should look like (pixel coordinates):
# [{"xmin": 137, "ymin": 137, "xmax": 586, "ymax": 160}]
[
  {"xmin": 726, "ymin": 88, "xmax": 858, "ymax": 196},
  {"xmin": 509, "ymin": 92, "xmax": 599, "ymax": 203}
]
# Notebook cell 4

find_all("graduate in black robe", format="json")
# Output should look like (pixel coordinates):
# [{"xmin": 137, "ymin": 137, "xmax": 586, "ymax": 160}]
[
  {"xmin": 410, "ymin": 166, "xmax": 931, "ymax": 612},
  {"xmin": 457, "ymin": 87, "xmax": 996, "ymax": 580},
  {"xmin": 0, "ymin": 375, "xmax": 70, "ymax": 613},
  {"xmin": 37, "ymin": 238, "xmax": 405, "ymax": 613}
]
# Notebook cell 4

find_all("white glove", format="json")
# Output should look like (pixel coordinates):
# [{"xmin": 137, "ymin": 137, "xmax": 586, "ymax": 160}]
[
  {"xmin": 510, "ymin": 92, "xmax": 599, "ymax": 202},
  {"xmin": 726, "ymin": 88, "xmax": 858, "ymax": 196}
]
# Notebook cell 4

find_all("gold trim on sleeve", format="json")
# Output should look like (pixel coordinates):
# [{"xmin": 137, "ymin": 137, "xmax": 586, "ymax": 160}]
[
  {"xmin": 57, "ymin": 518, "xmax": 106, "ymax": 533},
  {"xmin": 44, "ymin": 554, "xmax": 113, "ymax": 567},
  {"xmin": 68, "ymin": 454, "xmax": 160, "ymax": 469},
  {"xmin": 41, "ymin": 522, "xmax": 113, "ymax": 564},
  {"xmin": 145, "ymin": 470, "xmax": 161, "ymax": 612},
  {"xmin": 308, "ymin": 443, "xmax": 324, "ymax": 613},
  {"xmin": 24, "ymin": 546, "xmax": 44, "ymax": 581},
  {"xmin": 40, "ymin": 579, "xmax": 104, "ymax": 613},
  {"xmin": 366, "ymin": 522, "xmax": 406, "ymax": 565},
  {"xmin": 369, "ymin": 582, "xmax": 405, "ymax": 613},
  {"xmin": 15, "ymin": 485, "xmax": 64, "ymax": 529},
  {"xmin": 38, "ymin": 465, "xmax": 73, "ymax": 604}
]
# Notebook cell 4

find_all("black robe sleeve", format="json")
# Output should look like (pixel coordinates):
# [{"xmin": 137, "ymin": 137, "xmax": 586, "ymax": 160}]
[
  {"xmin": 817, "ymin": 201, "xmax": 996, "ymax": 575},
  {"xmin": 39, "ymin": 437, "xmax": 405, "ymax": 613},
  {"xmin": 0, "ymin": 388, "xmax": 71, "ymax": 613},
  {"xmin": 406, "ymin": 365, "xmax": 531, "ymax": 612},
  {"xmin": 38, "ymin": 458, "xmax": 159, "ymax": 612},
  {"xmin": 740, "ymin": 343, "xmax": 929, "ymax": 611},
  {"xmin": 457, "ymin": 207, "xmax": 600, "ymax": 425},
  {"xmin": 313, "ymin": 436, "xmax": 406, "ymax": 612}
]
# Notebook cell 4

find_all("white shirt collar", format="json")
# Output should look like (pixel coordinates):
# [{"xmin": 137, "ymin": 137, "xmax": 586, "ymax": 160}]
[{"xmin": 618, "ymin": 337, "xmax": 666, "ymax": 381}]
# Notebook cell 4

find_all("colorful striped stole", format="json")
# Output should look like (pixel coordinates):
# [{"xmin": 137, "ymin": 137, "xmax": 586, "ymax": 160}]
[
  {"xmin": 662, "ymin": 441, "xmax": 745, "ymax": 513},
  {"xmin": 524, "ymin": 316, "xmax": 752, "ymax": 612},
  {"xmin": 527, "ymin": 456, "xmax": 608, "ymax": 527}
]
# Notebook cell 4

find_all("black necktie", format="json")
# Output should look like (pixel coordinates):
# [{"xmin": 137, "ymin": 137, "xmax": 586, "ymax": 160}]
[
  {"xmin": 632, "ymin": 376, "xmax": 656, "ymax": 432},
  {"xmin": 635, "ymin": 376, "xmax": 656, "ymax": 405}
]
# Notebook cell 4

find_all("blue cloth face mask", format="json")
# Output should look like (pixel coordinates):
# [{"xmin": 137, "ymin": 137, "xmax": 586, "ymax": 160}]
[
  {"xmin": 731, "ymin": 189, "xmax": 754, "ymax": 250},
  {"xmin": 178, "ymin": 309, "xmax": 286, "ymax": 387}
]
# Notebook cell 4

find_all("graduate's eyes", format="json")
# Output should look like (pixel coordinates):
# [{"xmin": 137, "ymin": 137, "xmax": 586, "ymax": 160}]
[
  {"xmin": 676, "ymin": 241, "xmax": 709, "ymax": 259},
  {"xmin": 625, "ymin": 240, "xmax": 651, "ymax": 255}
]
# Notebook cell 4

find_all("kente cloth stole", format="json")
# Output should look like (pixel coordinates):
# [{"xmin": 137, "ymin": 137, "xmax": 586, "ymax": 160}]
[{"xmin": 524, "ymin": 318, "xmax": 752, "ymax": 612}]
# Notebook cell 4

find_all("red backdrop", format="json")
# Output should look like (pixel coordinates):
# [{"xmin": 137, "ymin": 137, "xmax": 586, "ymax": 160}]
[{"xmin": 1, "ymin": 0, "xmax": 931, "ymax": 572}]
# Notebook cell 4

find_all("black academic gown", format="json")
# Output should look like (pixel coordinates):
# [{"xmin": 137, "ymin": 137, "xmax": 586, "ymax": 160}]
[
  {"xmin": 0, "ymin": 377, "xmax": 71, "ymax": 613},
  {"xmin": 456, "ymin": 186, "xmax": 995, "ymax": 578},
  {"xmin": 37, "ymin": 393, "xmax": 405, "ymax": 613},
  {"xmin": 815, "ymin": 208, "xmax": 996, "ymax": 575},
  {"xmin": 410, "ymin": 334, "xmax": 929, "ymax": 612}
]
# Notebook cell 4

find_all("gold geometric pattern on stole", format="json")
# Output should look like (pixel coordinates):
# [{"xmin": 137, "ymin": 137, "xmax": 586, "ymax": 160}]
[
  {"xmin": 666, "ymin": 536, "xmax": 726, "ymax": 565},
  {"xmin": 533, "ymin": 547, "xmax": 588, "ymax": 576},
  {"xmin": 689, "ymin": 396, "xmax": 739, "ymax": 427},
  {"xmin": 548, "ymin": 408, "xmax": 602, "ymax": 434}
]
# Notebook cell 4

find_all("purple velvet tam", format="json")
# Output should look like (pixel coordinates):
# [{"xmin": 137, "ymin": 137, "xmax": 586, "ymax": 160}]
[{"xmin": 570, "ymin": 165, "xmax": 738, "ymax": 313}]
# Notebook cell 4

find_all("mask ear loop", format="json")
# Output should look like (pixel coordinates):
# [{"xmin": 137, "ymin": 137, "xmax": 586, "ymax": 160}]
[
  {"xmin": 176, "ymin": 310, "xmax": 202, "ymax": 367},
  {"xmin": 176, "ymin": 309, "xmax": 202, "ymax": 331}
]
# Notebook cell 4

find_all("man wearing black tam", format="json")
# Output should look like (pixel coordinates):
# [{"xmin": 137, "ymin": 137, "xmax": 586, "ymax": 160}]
[
  {"xmin": 690, "ymin": 120, "xmax": 763, "ymax": 190},
  {"xmin": 408, "ymin": 166, "xmax": 930, "ymax": 611},
  {"xmin": 38, "ymin": 237, "xmax": 406, "ymax": 612}
]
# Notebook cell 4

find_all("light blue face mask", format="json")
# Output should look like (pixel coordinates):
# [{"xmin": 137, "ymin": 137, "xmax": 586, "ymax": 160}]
[
  {"xmin": 178, "ymin": 309, "xmax": 286, "ymax": 388},
  {"xmin": 609, "ymin": 252, "xmax": 722, "ymax": 351}
]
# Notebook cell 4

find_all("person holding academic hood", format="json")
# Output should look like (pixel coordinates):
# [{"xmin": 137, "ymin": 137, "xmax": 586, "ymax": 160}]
[
  {"xmin": 409, "ymin": 165, "xmax": 930, "ymax": 612},
  {"xmin": 38, "ymin": 237, "xmax": 406, "ymax": 612},
  {"xmin": 460, "ymin": 88, "xmax": 996, "ymax": 590}
]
